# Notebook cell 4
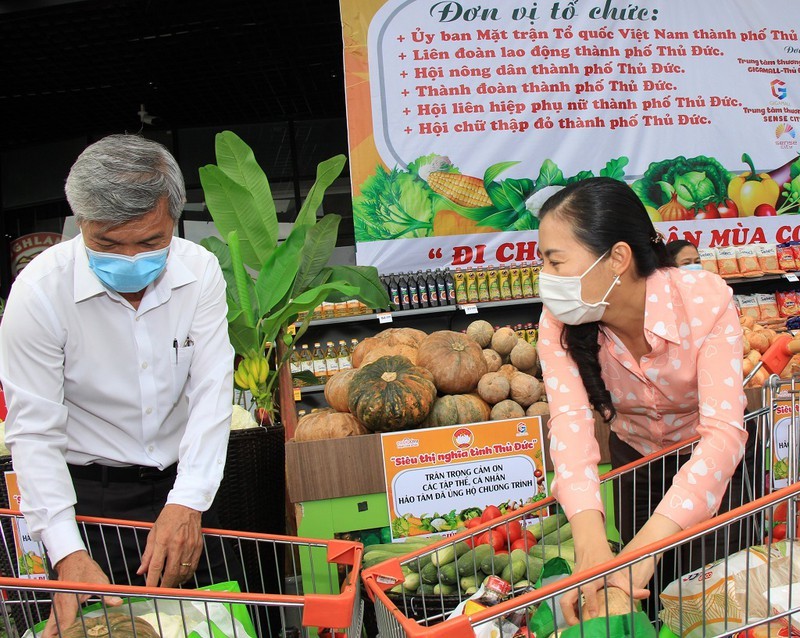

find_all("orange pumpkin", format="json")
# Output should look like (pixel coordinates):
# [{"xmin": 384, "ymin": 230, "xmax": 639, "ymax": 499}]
[
  {"xmin": 352, "ymin": 328, "xmax": 426, "ymax": 367},
  {"xmin": 417, "ymin": 331, "xmax": 487, "ymax": 394},
  {"xmin": 423, "ymin": 394, "xmax": 491, "ymax": 427},
  {"xmin": 294, "ymin": 409, "xmax": 368, "ymax": 441},
  {"xmin": 324, "ymin": 368, "xmax": 358, "ymax": 412}
]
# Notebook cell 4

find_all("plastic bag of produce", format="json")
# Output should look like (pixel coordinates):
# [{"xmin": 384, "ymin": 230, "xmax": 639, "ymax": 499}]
[
  {"xmin": 762, "ymin": 582, "xmax": 800, "ymax": 634},
  {"xmin": 23, "ymin": 581, "xmax": 256, "ymax": 638},
  {"xmin": 556, "ymin": 610, "xmax": 656, "ymax": 638},
  {"xmin": 659, "ymin": 541, "xmax": 800, "ymax": 638},
  {"xmin": 528, "ymin": 557, "xmax": 573, "ymax": 638}
]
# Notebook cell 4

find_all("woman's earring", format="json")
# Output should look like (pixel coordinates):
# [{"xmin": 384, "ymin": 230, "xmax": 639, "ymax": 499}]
[{"xmin": 615, "ymin": 277, "xmax": 622, "ymax": 285}]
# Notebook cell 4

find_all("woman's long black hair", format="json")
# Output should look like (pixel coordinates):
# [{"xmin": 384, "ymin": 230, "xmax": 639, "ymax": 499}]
[{"xmin": 538, "ymin": 177, "xmax": 672, "ymax": 422}]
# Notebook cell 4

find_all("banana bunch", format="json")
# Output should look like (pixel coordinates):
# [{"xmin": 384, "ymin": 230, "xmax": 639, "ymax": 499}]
[{"xmin": 233, "ymin": 355, "xmax": 269, "ymax": 397}]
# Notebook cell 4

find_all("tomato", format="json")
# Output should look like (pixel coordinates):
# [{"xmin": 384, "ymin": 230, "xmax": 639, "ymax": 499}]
[
  {"xmin": 476, "ymin": 532, "xmax": 490, "ymax": 546},
  {"xmin": 695, "ymin": 202, "xmax": 720, "ymax": 220},
  {"xmin": 506, "ymin": 521, "xmax": 523, "ymax": 543},
  {"xmin": 533, "ymin": 469, "xmax": 543, "ymax": 479},
  {"xmin": 494, "ymin": 549, "xmax": 509, "ymax": 556},
  {"xmin": 774, "ymin": 501, "xmax": 788, "ymax": 523},
  {"xmin": 772, "ymin": 523, "xmax": 787, "ymax": 542},
  {"xmin": 510, "ymin": 538, "xmax": 530, "ymax": 552},
  {"xmin": 717, "ymin": 198, "xmax": 739, "ymax": 218},
  {"xmin": 755, "ymin": 203, "xmax": 778, "ymax": 217},
  {"xmin": 485, "ymin": 529, "xmax": 507, "ymax": 551},
  {"xmin": 523, "ymin": 530, "xmax": 537, "ymax": 546},
  {"xmin": 481, "ymin": 505, "xmax": 502, "ymax": 523},
  {"xmin": 463, "ymin": 536, "xmax": 475, "ymax": 549},
  {"xmin": 465, "ymin": 517, "xmax": 482, "ymax": 529}
]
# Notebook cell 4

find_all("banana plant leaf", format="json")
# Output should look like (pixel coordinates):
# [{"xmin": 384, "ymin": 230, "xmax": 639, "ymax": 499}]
[
  {"xmin": 323, "ymin": 265, "xmax": 390, "ymax": 309},
  {"xmin": 293, "ymin": 214, "xmax": 340, "ymax": 295},
  {"xmin": 254, "ymin": 224, "xmax": 307, "ymax": 317},
  {"xmin": 294, "ymin": 155, "xmax": 347, "ymax": 229}
]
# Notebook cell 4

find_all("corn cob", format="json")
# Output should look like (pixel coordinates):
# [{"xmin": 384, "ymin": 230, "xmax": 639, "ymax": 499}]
[{"xmin": 428, "ymin": 172, "xmax": 492, "ymax": 208}]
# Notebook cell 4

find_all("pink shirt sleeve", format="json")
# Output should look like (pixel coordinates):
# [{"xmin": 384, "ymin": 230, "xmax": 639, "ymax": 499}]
[
  {"xmin": 538, "ymin": 309, "xmax": 604, "ymax": 520},
  {"xmin": 654, "ymin": 287, "xmax": 748, "ymax": 528}
]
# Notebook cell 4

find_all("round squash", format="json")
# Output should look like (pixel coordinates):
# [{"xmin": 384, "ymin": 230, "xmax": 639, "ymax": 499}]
[
  {"xmin": 510, "ymin": 373, "xmax": 544, "ymax": 407},
  {"xmin": 491, "ymin": 399, "xmax": 525, "ymax": 420},
  {"xmin": 361, "ymin": 344, "xmax": 419, "ymax": 366},
  {"xmin": 526, "ymin": 401, "xmax": 550, "ymax": 417},
  {"xmin": 510, "ymin": 340, "xmax": 538, "ymax": 371},
  {"xmin": 324, "ymin": 368, "xmax": 358, "ymax": 412},
  {"xmin": 477, "ymin": 372, "xmax": 510, "ymax": 405},
  {"xmin": 348, "ymin": 355, "xmax": 436, "ymax": 432},
  {"xmin": 294, "ymin": 409, "xmax": 368, "ymax": 441},
  {"xmin": 466, "ymin": 320, "xmax": 494, "ymax": 348},
  {"xmin": 423, "ymin": 394, "xmax": 491, "ymax": 427},
  {"xmin": 497, "ymin": 364, "xmax": 519, "ymax": 382},
  {"xmin": 483, "ymin": 348, "xmax": 502, "ymax": 372},
  {"xmin": 351, "ymin": 336, "xmax": 380, "ymax": 368},
  {"xmin": 491, "ymin": 327, "xmax": 519, "ymax": 356},
  {"xmin": 417, "ymin": 330, "xmax": 487, "ymax": 394},
  {"xmin": 352, "ymin": 328, "xmax": 426, "ymax": 367},
  {"xmin": 63, "ymin": 612, "xmax": 160, "ymax": 638},
  {"xmin": 374, "ymin": 327, "xmax": 427, "ymax": 346}
]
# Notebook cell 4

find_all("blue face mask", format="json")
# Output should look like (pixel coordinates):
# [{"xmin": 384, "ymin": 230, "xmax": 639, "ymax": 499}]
[
  {"xmin": 680, "ymin": 263, "xmax": 703, "ymax": 271},
  {"xmin": 86, "ymin": 245, "xmax": 169, "ymax": 293}
]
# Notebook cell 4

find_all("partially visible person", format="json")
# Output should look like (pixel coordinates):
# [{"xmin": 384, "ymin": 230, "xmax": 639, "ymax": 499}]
[
  {"xmin": 535, "ymin": 178, "xmax": 753, "ymax": 625},
  {"xmin": 666, "ymin": 239, "xmax": 701, "ymax": 269},
  {"xmin": 0, "ymin": 134, "xmax": 235, "ymax": 636}
]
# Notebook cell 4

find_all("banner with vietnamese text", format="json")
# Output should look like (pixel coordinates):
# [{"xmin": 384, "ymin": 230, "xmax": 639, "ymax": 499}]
[{"xmin": 341, "ymin": 0, "xmax": 800, "ymax": 273}]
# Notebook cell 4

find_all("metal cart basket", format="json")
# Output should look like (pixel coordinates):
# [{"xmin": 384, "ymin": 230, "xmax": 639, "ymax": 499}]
[
  {"xmin": 362, "ymin": 378, "xmax": 800, "ymax": 637},
  {"xmin": 0, "ymin": 510, "xmax": 363, "ymax": 638}
]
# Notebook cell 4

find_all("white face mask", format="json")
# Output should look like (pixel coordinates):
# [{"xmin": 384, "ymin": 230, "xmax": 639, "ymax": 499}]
[
  {"xmin": 680, "ymin": 263, "xmax": 703, "ymax": 271},
  {"xmin": 538, "ymin": 251, "xmax": 620, "ymax": 325}
]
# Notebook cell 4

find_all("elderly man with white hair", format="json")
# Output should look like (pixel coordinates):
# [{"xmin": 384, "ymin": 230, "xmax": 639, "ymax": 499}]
[{"xmin": 0, "ymin": 134, "xmax": 235, "ymax": 635}]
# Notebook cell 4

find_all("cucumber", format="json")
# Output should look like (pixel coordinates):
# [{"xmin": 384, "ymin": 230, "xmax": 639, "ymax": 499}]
[
  {"xmin": 418, "ymin": 584, "xmax": 435, "ymax": 595},
  {"xmin": 524, "ymin": 556, "xmax": 544, "ymax": 583},
  {"xmin": 464, "ymin": 586, "xmax": 478, "ymax": 595},
  {"xmin": 540, "ymin": 522, "xmax": 573, "ymax": 546},
  {"xmin": 405, "ymin": 553, "xmax": 433, "ymax": 573},
  {"xmin": 420, "ymin": 561, "xmax": 439, "ymax": 585},
  {"xmin": 528, "ymin": 512, "xmax": 568, "ymax": 540},
  {"xmin": 460, "ymin": 574, "xmax": 482, "ymax": 591},
  {"xmin": 430, "ymin": 541, "xmax": 471, "ymax": 567},
  {"xmin": 438, "ymin": 562, "xmax": 459, "ymax": 586},
  {"xmin": 501, "ymin": 556, "xmax": 527, "ymax": 584},
  {"xmin": 513, "ymin": 580, "xmax": 532, "ymax": 590},
  {"xmin": 433, "ymin": 583, "xmax": 458, "ymax": 596},
  {"xmin": 480, "ymin": 552, "xmax": 510, "ymax": 576},
  {"xmin": 363, "ymin": 551, "xmax": 399, "ymax": 568},
  {"xmin": 457, "ymin": 544, "xmax": 494, "ymax": 576},
  {"xmin": 530, "ymin": 543, "xmax": 575, "ymax": 564},
  {"xmin": 403, "ymin": 572, "xmax": 420, "ymax": 591}
]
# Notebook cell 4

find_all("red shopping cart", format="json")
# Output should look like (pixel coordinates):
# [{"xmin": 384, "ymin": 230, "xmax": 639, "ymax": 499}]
[
  {"xmin": 0, "ymin": 510, "xmax": 363, "ymax": 638},
  {"xmin": 362, "ymin": 377, "xmax": 796, "ymax": 637}
]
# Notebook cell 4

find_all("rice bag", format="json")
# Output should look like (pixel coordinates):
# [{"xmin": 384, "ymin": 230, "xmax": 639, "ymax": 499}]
[
  {"xmin": 659, "ymin": 541, "xmax": 800, "ymax": 638},
  {"xmin": 757, "ymin": 293, "xmax": 781, "ymax": 321},
  {"xmin": 757, "ymin": 244, "xmax": 782, "ymax": 274},
  {"xmin": 717, "ymin": 247, "xmax": 741, "ymax": 278},
  {"xmin": 698, "ymin": 248, "xmax": 719, "ymax": 274},
  {"xmin": 737, "ymin": 245, "xmax": 764, "ymax": 277}
]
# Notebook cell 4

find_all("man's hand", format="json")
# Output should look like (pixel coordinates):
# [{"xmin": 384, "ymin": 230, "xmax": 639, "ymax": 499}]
[
  {"xmin": 43, "ymin": 551, "xmax": 122, "ymax": 638},
  {"xmin": 137, "ymin": 504, "xmax": 203, "ymax": 588}
]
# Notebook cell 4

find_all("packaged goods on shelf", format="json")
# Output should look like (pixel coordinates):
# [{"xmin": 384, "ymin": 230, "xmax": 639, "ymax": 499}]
[
  {"xmin": 291, "ymin": 339, "xmax": 357, "ymax": 386},
  {"xmin": 736, "ymin": 245, "xmax": 764, "ymax": 278},
  {"xmin": 699, "ymin": 247, "xmax": 718, "ymax": 274},
  {"xmin": 757, "ymin": 243, "xmax": 783, "ymax": 274},
  {"xmin": 756, "ymin": 293, "xmax": 781, "ymax": 321},
  {"xmin": 777, "ymin": 291, "xmax": 800, "ymax": 317},
  {"xmin": 778, "ymin": 244, "xmax": 798, "ymax": 271},
  {"xmin": 717, "ymin": 246, "xmax": 740, "ymax": 278}
]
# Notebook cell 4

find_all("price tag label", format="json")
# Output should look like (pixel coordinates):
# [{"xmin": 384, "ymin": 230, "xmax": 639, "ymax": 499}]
[
  {"xmin": 785, "ymin": 273, "xmax": 799, "ymax": 282},
  {"xmin": 461, "ymin": 304, "xmax": 479, "ymax": 315},
  {"xmin": 377, "ymin": 312, "xmax": 393, "ymax": 324},
  {"xmin": 286, "ymin": 324, "xmax": 297, "ymax": 336},
  {"xmin": 293, "ymin": 387, "xmax": 302, "ymax": 401}
]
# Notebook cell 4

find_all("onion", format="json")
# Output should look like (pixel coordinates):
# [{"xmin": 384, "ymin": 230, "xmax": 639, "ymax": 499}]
[{"xmin": 657, "ymin": 192, "xmax": 692, "ymax": 221}]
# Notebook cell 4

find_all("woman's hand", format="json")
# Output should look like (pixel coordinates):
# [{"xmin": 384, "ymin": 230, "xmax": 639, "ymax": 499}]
[{"xmin": 561, "ymin": 510, "xmax": 652, "ymax": 624}]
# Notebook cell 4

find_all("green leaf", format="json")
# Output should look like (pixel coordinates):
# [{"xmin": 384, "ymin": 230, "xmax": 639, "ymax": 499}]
[
  {"xmin": 500, "ymin": 179, "xmax": 530, "ymax": 215},
  {"xmin": 292, "ymin": 371, "xmax": 319, "ymax": 387},
  {"xmin": 254, "ymin": 225, "xmax": 307, "ymax": 317},
  {"xmin": 483, "ymin": 161, "xmax": 520, "ymax": 188},
  {"xmin": 325, "ymin": 265, "xmax": 390, "ymax": 309},
  {"xmin": 534, "ymin": 159, "xmax": 565, "ymax": 190},
  {"xmin": 199, "ymin": 165, "xmax": 276, "ymax": 269},
  {"xmin": 512, "ymin": 212, "xmax": 539, "ymax": 231},
  {"xmin": 227, "ymin": 231, "xmax": 255, "ymax": 328},
  {"xmin": 480, "ymin": 210, "xmax": 518, "ymax": 228},
  {"xmin": 599, "ymin": 156, "xmax": 629, "ymax": 180},
  {"xmin": 200, "ymin": 236, "xmax": 238, "ymax": 306},
  {"xmin": 293, "ymin": 214, "xmax": 341, "ymax": 296},
  {"xmin": 213, "ymin": 131, "xmax": 278, "ymax": 246},
  {"xmin": 565, "ymin": 170, "xmax": 594, "ymax": 185},
  {"xmin": 228, "ymin": 313, "xmax": 260, "ymax": 356},
  {"xmin": 485, "ymin": 182, "xmax": 511, "ymax": 211},
  {"xmin": 295, "ymin": 155, "xmax": 347, "ymax": 228}
]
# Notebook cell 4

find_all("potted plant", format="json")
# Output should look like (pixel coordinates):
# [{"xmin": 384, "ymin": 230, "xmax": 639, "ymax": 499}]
[{"xmin": 199, "ymin": 131, "xmax": 389, "ymax": 425}]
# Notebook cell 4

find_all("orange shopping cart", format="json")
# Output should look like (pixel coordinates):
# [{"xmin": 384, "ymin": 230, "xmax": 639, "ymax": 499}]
[
  {"xmin": 362, "ymin": 377, "xmax": 800, "ymax": 637},
  {"xmin": 0, "ymin": 510, "xmax": 363, "ymax": 638}
]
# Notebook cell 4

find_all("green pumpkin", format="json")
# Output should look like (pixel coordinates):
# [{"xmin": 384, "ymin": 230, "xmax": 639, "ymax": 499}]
[
  {"xmin": 423, "ymin": 394, "xmax": 491, "ymax": 427},
  {"xmin": 348, "ymin": 355, "xmax": 436, "ymax": 432}
]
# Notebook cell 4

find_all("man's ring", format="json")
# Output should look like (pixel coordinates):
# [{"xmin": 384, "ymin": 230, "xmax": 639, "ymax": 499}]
[{"xmin": 181, "ymin": 562, "xmax": 191, "ymax": 567}]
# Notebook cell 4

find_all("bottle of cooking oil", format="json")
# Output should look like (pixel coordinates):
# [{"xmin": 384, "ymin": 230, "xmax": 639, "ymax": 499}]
[
  {"xmin": 476, "ymin": 267, "xmax": 489, "ymax": 302},
  {"xmin": 337, "ymin": 339, "xmax": 352, "ymax": 371},
  {"xmin": 299, "ymin": 344, "xmax": 314, "ymax": 379},
  {"xmin": 311, "ymin": 342, "xmax": 327, "ymax": 383},
  {"xmin": 290, "ymin": 346, "xmax": 302, "ymax": 386},
  {"xmin": 324, "ymin": 341, "xmax": 339, "ymax": 379},
  {"xmin": 465, "ymin": 267, "xmax": 479, "ymax": 303}
]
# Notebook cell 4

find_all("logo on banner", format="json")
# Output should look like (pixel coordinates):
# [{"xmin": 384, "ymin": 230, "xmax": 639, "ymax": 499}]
[
  {"xmin": 453, "ymin": 428, "xmax": 474, "ymax": 448},
  {"xmin": 775, "ymin": 121, "xmax": 798, "ymax": 150},
  {"xmin": 771, "ymin": 79, "xmax": 788, "ymax": 101},
  {"xmin": 516, "ymin": 422, "xmax": 529, "ymax": 436},
  {"xmin": 396, "ymin": 436, "xmax": 420, "ymax": 449}
]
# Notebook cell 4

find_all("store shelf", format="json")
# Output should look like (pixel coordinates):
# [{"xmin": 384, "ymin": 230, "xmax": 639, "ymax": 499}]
[
  {"xmin": 297, "ymin": 384, "xmax": 326, "ymax": 395},
  {"xmin": 296, "ymin": 296, "xmax": 543, "ymax": 328},
  {"xmin": 726, "ymin": 272, "xmax": 800, "ymax": 286}
]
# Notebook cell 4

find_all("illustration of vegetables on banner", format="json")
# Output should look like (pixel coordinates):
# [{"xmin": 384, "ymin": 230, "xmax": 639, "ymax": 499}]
[{"xmin": 354, "ymin": 153, "xmax": 800, "ymax": 242}]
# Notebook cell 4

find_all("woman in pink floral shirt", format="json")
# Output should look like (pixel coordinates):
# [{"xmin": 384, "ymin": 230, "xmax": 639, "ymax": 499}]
[{"xmin": 536, "ymin": 177, "xmax": 750, "ymax": 623}]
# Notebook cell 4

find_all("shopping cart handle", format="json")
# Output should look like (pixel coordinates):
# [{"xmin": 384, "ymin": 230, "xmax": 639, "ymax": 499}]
[{"xmin": 761, "ymin": 334, "xmax": 800, "ymax": 375}]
